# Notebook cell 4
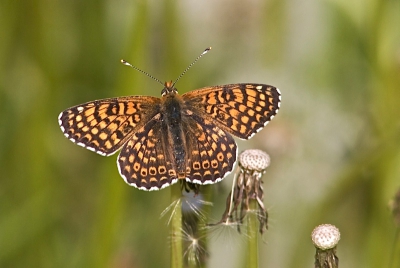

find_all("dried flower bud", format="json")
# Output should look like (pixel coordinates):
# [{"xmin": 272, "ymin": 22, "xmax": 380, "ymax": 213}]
[
  {"xmin": 311, "ymin": 224, "xmax": 340, "ymax": 250},
  {"xmin": 239, "ymin": 149, "xmax": 271, "ymax": 172},
  {"xmin": 213, "ymin": 149, "xmax": 271, "ymax": 234}
]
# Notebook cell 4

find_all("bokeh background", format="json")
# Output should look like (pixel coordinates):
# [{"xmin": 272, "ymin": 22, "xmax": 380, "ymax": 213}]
[{"xmin": 1, "ymin": 0, "xmax": 400, "ymax": 267}]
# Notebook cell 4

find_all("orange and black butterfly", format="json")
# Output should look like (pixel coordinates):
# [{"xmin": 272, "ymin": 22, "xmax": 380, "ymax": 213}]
[{"xmin": 58, "ymin": 48, "xmax": 281, "ymax": 191}]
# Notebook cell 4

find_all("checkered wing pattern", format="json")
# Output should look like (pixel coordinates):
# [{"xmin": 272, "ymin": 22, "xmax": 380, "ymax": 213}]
[
  {"xmin": 59, "ymin": 82, "xmax": 281, "ymax": 191},
  {"xmin": 58, "ymin": 96, "xmax": 160, "ymax": 156},
  {"xmin": 182, "ymin": 84, "xmax": 281, "ymax": 139},
  {"xmin": 184, "ymin": 113, "xmax": 237, "ymax": 185},
  {"xmin": 117, "ymin": 113, "xmax": 179, "ymax": 191}
]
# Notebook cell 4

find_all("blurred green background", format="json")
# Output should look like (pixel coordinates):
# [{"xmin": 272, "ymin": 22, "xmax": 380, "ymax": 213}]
[{"xmin": 1, "ymin": 0, "xmax": 400, "ymax": 267}]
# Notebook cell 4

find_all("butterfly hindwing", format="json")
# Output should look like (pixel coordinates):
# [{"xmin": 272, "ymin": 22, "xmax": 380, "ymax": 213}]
[
  {"xmin": 117, "ymin": 113, "xmax": 178, "ymax": 191},
  {"xmin": 184, "ymin": 113, "xmax": 237, "ymax": 184}
]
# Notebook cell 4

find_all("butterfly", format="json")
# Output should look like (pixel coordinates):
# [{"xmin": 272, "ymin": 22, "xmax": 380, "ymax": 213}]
[{"xmin": 58, "ymin": 48, "xmax": 281, "ymax": 191}]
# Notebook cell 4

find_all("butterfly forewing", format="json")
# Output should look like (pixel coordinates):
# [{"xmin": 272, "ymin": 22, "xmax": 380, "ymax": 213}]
[
  {"xmin": 182, "ymin": 84, "xmax": 281, "ymax": 139},
  {"xmin": 58, "ymin": 96, "xmax": 160, "ymax": 156}
]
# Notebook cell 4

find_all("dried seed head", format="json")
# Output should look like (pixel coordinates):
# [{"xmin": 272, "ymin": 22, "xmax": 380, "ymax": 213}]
[
  {"xmin": 239, "ymin": 149, "xmax": 271, "ymax": 172},
  {"xmin": 311, "ymin": 224, "xmax": 340, "ymax": 250}
]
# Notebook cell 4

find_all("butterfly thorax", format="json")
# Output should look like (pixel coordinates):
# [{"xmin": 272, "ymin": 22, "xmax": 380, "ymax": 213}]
[{"xmin": 160, "ymin": 87, "xmax": 188, "ymax": 179}]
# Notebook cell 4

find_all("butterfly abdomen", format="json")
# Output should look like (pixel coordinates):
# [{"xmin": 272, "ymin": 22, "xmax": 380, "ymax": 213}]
[{"xmin": 161, "ymin": 94, "xmax": 188, "ymax": 178}]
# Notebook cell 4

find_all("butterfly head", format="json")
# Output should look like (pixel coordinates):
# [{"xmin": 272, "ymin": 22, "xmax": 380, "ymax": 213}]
[{"xmin": 161, "ymin": 81, "xmax": 178, "ymax": 96}]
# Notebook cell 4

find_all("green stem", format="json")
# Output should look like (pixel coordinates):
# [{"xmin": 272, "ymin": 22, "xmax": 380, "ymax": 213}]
[
  {"xmin": 191, "ymin": 185, "xmax": 211, "ymax": 268},
  {"xmin": 390, "ymin": 227, "xmax": 400, "ymax": 268},
  {"xmin": 170, "ymin": 183, "xmax": 183, "ymax": 268},
  {"xmin": 245, "ymin": 198, "xmax": 259, "ymax": 268}
]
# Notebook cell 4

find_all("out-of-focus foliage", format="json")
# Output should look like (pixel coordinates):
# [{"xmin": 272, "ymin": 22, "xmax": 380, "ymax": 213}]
[{"xmin": 0, "ymin": 0, "xmax": 399, "ymax": 267}]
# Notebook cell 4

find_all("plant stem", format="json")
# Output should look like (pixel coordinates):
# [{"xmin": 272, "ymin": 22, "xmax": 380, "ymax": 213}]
[
  {"xmin": 191, "ymin": 185, "xmax": 211, "ymax": 268},
  {"xmin": 390, "ymin": 228, "xmax": 400, "ymax": 268},
  {"xmin": 170, "ymin": 183, "xmax": 183, "ymax": 268},
  {"xmin": 245, "ymin": 198, "xmax": 259, "ymax": 268}
]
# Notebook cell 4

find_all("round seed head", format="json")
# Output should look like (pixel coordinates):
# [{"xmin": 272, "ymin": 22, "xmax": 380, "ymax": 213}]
[
  {"xmin": 239, "ymin": 149, "xmax": 270, "ymax": 172},
  {"xmin": 311, "ymin": 224, "xmax": 340, "ymax": 250}
]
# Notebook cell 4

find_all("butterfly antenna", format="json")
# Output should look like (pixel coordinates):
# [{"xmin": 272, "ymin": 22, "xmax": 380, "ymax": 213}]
[
  {"xmin": 120, "ymin": 59, "xmax": 164, "ymax": 86},
  {"xmin": 172, "ymin": 47, "xmax": 211, "ymax": 87}
]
